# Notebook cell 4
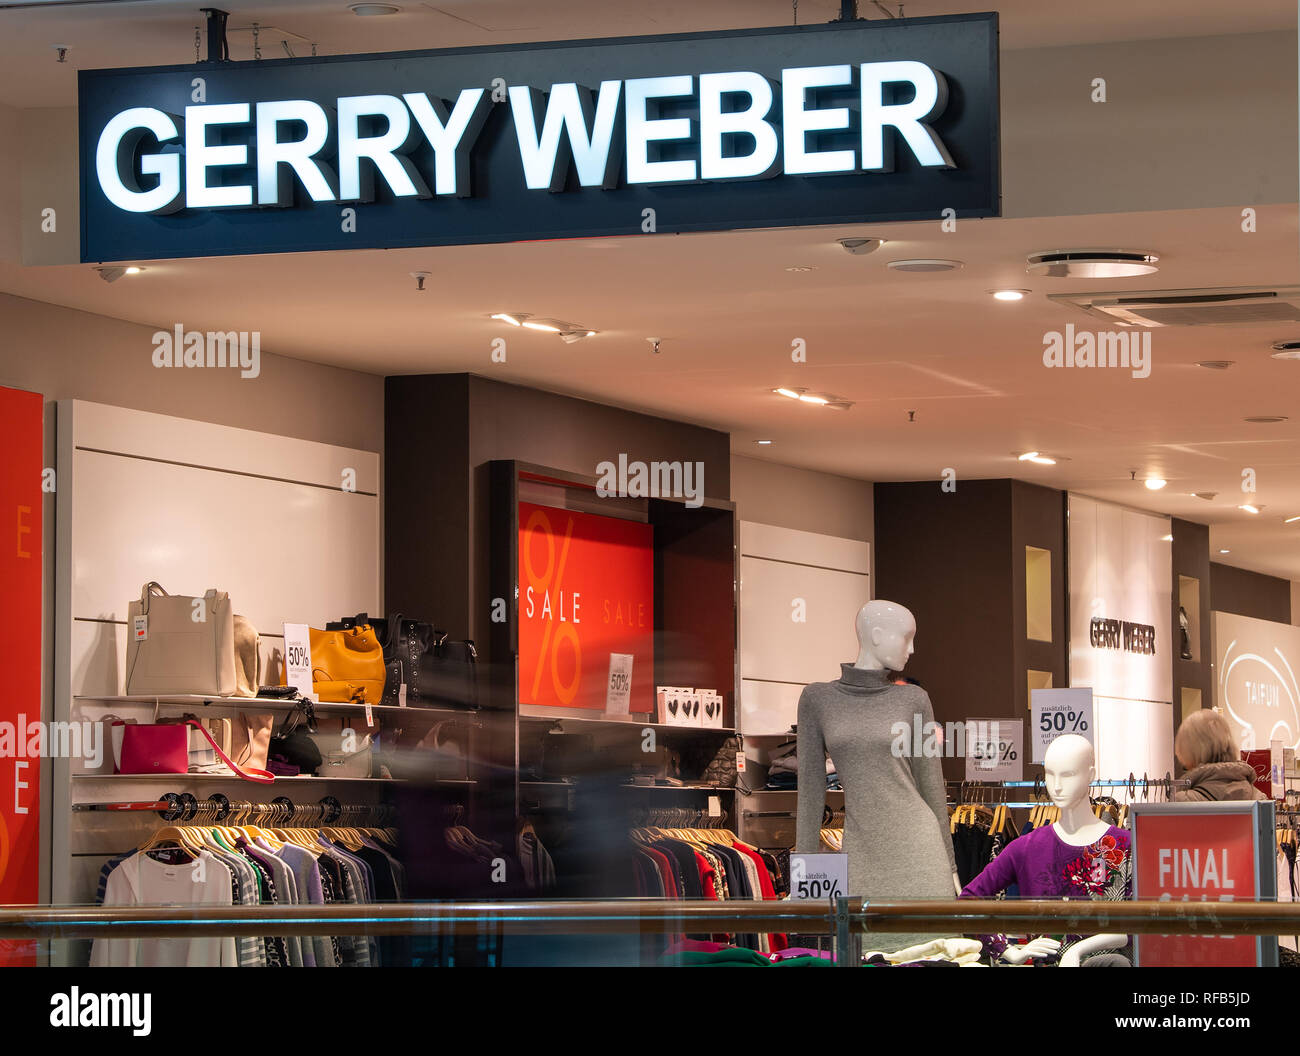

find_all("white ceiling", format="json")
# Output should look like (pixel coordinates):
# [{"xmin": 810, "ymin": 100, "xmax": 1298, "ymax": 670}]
[{"xmin": 1, "ymin": 0, "xmax": 1299, "ymax": 582}]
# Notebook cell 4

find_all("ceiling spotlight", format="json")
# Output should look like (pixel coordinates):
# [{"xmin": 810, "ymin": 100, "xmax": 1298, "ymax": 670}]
[
  {"xmin": 1017, "ymin": 451, "xmax": 1057, "ymax": 465},
  {"xmin": 559, "ymin": 330, "xmax": 598, "ymax": 344},
  {"xmin": 1285, "ymin": 515, "xmax": 1300, "ymax": 524},
  {"xmin": 990, "ymin": 289, "xmax": 1028, "ymax": 301},
  {"xmin": 887, "ymin": 258, "xmax": 963, "ymax": 273},
  {"xmin": 775, "ymin": 387, "xmax": 805, "ymax": 400},
  {"xmin": 491, "ymin": 312, "xmax": 526, "ymax": 327},
  {"xmin": 1025, "ymin": 250, "xmax": 1159, "ymax": 278},
  {"xmin": 1144, "ymin": 478, "xmax": 1167, "ymax": 491},
  {"xmin": 95, "ymin": 266, "xmax": 126, "ymax": 282},
  {"xmin": 1239, "ymin": 504, "xmax": 1262, "ymax": 514},
  {"xmin": 1196, "ymin": 361, "xmax": 1234, "ymax": 370},
  {"xmin": 1270, "ymin": 341, "xmax": 1300, "ymax": 360},
  {"xmin": 522, "ymin": 319, "xmax": 563, "ymax": 333},
  {"xmin": 838, "ymin": 237, "xmax": 884, "ymax": 256},
  {"xmin": 798, "ymin": 394, "xmax": 829, "ymax": 405}
]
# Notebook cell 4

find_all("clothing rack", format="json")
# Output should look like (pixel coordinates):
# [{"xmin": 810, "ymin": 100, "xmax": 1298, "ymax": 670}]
[
  {"xmin": 946, "ymin": 773, "xmax": 1185, "ymax": 808},
  {"xmin": 631, "ymin": 806, "xmax": 732, "ymax": 829},
  {"xmin": 72, "ymin": 792, "xmax": 395, "ymax": 826}
]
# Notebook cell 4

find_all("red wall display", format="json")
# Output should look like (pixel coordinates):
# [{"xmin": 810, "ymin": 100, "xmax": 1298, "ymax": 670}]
[
  {"xmin": 1132, "ymin": 807, "xmax": 1267, "ymax": 966},
  {"xmin": 518, "ymin": 501, "xmax": 654, "ymax": 712},
  {"xmin": 0, "ymin": 386, "xmax": 42, "ymax": 965}
]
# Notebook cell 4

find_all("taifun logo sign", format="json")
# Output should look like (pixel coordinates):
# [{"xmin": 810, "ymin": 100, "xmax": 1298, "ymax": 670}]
[{"xmin": 79, "ymin": 16, "xmax": 1000, "ymax": 261}]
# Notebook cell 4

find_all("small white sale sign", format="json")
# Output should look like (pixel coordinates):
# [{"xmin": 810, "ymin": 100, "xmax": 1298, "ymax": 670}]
[
  {"xmin": 283, "ymin": 623, "xmax": 315, "ymax": 701},
  {"xmin": 605, "ymin": 653, "xmax": 634, "ymax": 716},
  {"xmin": 964, "ymin": 719, "xmax": 1024, "ymax": 782},
  {"xmin": 789, "ymin": 854, "xmax": 848, "ymax": 900},
  {"xmin": 1030, "ymin": 687, "xmax": 1093, "ymax": 763}
]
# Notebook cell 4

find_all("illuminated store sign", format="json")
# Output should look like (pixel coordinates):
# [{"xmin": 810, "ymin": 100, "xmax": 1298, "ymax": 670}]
[{"xmin": 79, "ymin": 15, "xmax": 999, "ymax": 260}]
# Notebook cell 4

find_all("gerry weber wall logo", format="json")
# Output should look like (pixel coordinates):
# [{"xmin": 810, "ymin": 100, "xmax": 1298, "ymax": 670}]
[
  {"xmin": 1219, "ymin": 637, "xmax": 1300, "ymax": 751},
  {"xmin": 596, "ymin": 455, "xmax": 704, "ymax": 509},
  {"xmin": 1089, "ymin": 617, "xmax": 1157, "ymax": 656}
]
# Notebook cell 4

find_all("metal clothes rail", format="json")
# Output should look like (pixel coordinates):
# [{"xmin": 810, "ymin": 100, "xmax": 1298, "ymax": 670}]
[{"xmin": 3, "ymin": 898, "xmax": 1300, "ymax": 939}]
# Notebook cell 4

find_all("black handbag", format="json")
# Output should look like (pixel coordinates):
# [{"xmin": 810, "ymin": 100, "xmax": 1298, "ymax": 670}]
[
  {"xmin": 268, "ymin": 695, "xmax": 322, "ymax": 774},
  {"xmin": 416, "ymin": 632, "xmax": 479, "ymax": 710}
]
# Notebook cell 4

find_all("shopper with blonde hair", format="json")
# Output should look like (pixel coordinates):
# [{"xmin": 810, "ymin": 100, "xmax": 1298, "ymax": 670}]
[{"xmin": 1173, "ymin": 709, "xmax": 1265, "ymax": 802}]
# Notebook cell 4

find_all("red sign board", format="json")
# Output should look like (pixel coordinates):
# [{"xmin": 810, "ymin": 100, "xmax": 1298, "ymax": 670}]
[
  {"xmin": 0, "ymin": 386, "xmax": 42, "ymax": 965},
  {"xmin": 1132, "ymin": 805, "xmax": 1270, "ymax": 967},
  {"xmin": 518, "ymin": 502, "xmax": 654, "ymax": 712}
]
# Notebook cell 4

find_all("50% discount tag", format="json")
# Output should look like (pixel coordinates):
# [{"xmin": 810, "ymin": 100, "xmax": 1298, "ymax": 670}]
[
  {"xmin": 789, "ymin": 854, "xmax": 848, "ymax": 901},
  {"xmin": 964, "ymin": 719, "xmax": 1023, "ymax": 782},
  {"xmin": 1029, "ymin": 687, "xmax": 1094, "ymax": 764}
]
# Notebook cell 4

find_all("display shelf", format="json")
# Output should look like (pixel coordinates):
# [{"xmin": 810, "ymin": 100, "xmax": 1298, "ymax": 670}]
[
  {"xmin": 73, "ymin": 694, "xmax": 476, "ymax": 719},
  {"xmin": 519, "ymin": 707, "xmax": 735, "ymax": 735},
  {"xmin": 622, "ymin": 784, "xmax": 738, "ymax": 792}
]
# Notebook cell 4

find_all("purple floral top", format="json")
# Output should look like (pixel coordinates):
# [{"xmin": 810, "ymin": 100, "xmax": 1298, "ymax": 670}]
[
  {"xmin": 960, "ymin": 825, "xmax": 1132, "ymax": 961},
  {"xmin": 961, "ymin": 824, "xmax": 1132, "ymax": 900}
]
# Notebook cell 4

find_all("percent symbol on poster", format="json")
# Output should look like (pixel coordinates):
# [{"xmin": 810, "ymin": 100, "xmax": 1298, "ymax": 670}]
[{"xmin": 524, "ymin": 507, "xmax": 581, "ymax": 706}]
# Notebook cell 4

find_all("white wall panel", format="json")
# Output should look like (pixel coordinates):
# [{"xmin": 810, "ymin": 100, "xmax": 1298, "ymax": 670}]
[
  {"xmin": 71, "ymin": 448, "xmax": 379, "ymax": 635},
  {"xmin": 738, "ymin": 520, "xmax": 870, "ymax": 736}
]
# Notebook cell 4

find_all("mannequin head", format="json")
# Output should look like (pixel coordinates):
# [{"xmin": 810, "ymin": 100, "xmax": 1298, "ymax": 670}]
[
  {"xmin": 1043, "ymin": 734, "xmax": 1097, "ymax": 811},
  {"xmin": 854, "ymin": 600, "xmax": 916, "ymax": 672}
]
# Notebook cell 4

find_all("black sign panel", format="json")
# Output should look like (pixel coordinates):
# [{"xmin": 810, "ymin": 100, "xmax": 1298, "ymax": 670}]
[{"xmin": 79, "ymin": 14, "xmax": 999, "ymax": 262}]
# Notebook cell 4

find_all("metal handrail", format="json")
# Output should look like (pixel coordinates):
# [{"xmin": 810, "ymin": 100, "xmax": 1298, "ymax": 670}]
[{"xmin": 2, "ymin": 898, "xmax": 1299, "ymax": 939}]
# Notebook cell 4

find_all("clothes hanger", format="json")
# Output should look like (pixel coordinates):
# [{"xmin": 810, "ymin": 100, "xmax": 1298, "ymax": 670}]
[{"xmin": 137, "ymin": 825, "xmax": 202, "ymax": 859}]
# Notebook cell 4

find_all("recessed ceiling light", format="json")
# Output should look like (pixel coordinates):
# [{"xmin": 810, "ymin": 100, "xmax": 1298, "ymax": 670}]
[
  {"xmin": 799, "ymin": 394, "xmax": 829, "ymax": 405},
  {"xmin": 755, "ymin": 439, "xmax": 773, "ymax": 445},
  {"xmin": 990, "ymin": 289, "xmax": 1028, "ymax": 301},
  {"xmin": 887, "ymin": 259, "xmax": 963, "ymax": 273},
  {"xmin": 1196, "ymin": 360, "xmax": 1234, "ymax": 370},
  {"xmin": 491, "ymin": 312, "xmax": 525, "ymax": 327},
  {"xmin": 1285, "ymin": 515, "xmax": 1300, "ymax": 524},
  {"xmin": 1025, "ymin": 250, "xmax": 1159, "ymax": 278},
  {"xmin": 1239, "ymin": 504, "xmax": 1262, "ymax": 514},
  {"xmin": 1017, "ymin": 451, "xmax": 1057, "ymax": 465},
  {"xmin": 1219, "ymin": 549, "xmax": 1231, "ymax": 554},
  {"xmin": 94, "ymin": 266, "xmax": 145, "ymax": 282},
  {"xmin": 775, "ymin": 387, "xmax": 804, "ymax": 400},
  {"xmin": 1144, "ymin": 478, "xmax": 1167, "ymax": 491},
  {"xmin": 349, "ymin": 3, "xmax": 401, "ymax": 14},
  {"xmin": 1244, "ymin": 416, "xmax": 1288, "ymax": 424},
  {"xmin": 1193, "ymin": 492, "xmax": 1218, "ymax": 501},
  {"xmin": 785, "ymin": 265, "xmax": 817, "ymax": 273}
]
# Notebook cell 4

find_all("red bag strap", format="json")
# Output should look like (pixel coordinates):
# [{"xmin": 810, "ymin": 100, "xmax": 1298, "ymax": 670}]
[{"xmin": 184, "ymin": 719, "xmax": 275, "ymax": 784}]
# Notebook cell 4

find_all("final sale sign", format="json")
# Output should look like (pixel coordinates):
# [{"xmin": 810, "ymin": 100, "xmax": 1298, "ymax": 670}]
[
  {"xmin": 1130, "ymin": 802, "xmax": 1276, "ymax": 967},
  {"xmin": 518, "ymin": 502, "xmax": 654, "ymax": 712},
  {"xmin": 0, "ymin": 387, "xmax": 41, "ymax": 966}
]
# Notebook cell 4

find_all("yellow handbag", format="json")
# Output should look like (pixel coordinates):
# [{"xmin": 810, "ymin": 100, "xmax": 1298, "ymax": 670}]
[{"xmin": 307, "ymin": 625, "xmax": 386, "ymax": 705}]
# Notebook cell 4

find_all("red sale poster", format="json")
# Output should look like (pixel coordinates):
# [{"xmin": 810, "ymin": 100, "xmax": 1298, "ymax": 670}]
[
  {"xmin": 1133, "ymin": 808, "xmax": 1263, "ymax": 967},
  {"xmin": 0, "ymin": 386, "xmax": 42, "ymax": 965},
  {"xmin": 518, "ymin": 502, "xmax": 654, "ymax": 712}
]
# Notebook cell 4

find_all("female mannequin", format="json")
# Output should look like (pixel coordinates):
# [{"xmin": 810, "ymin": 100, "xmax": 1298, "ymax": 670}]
[
  {"xmin": 795, "ymin": 600, "xmax": 959, "ymax": 951},
  {"xmin": 960, "ymin": 734, "xmax": 1131, "ymax": 964}
]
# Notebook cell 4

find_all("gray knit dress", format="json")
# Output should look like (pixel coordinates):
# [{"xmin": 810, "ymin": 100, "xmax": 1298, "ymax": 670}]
[{"xmin": 795, "ymin": 664, "xmax": 957, "ymax": 952}]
